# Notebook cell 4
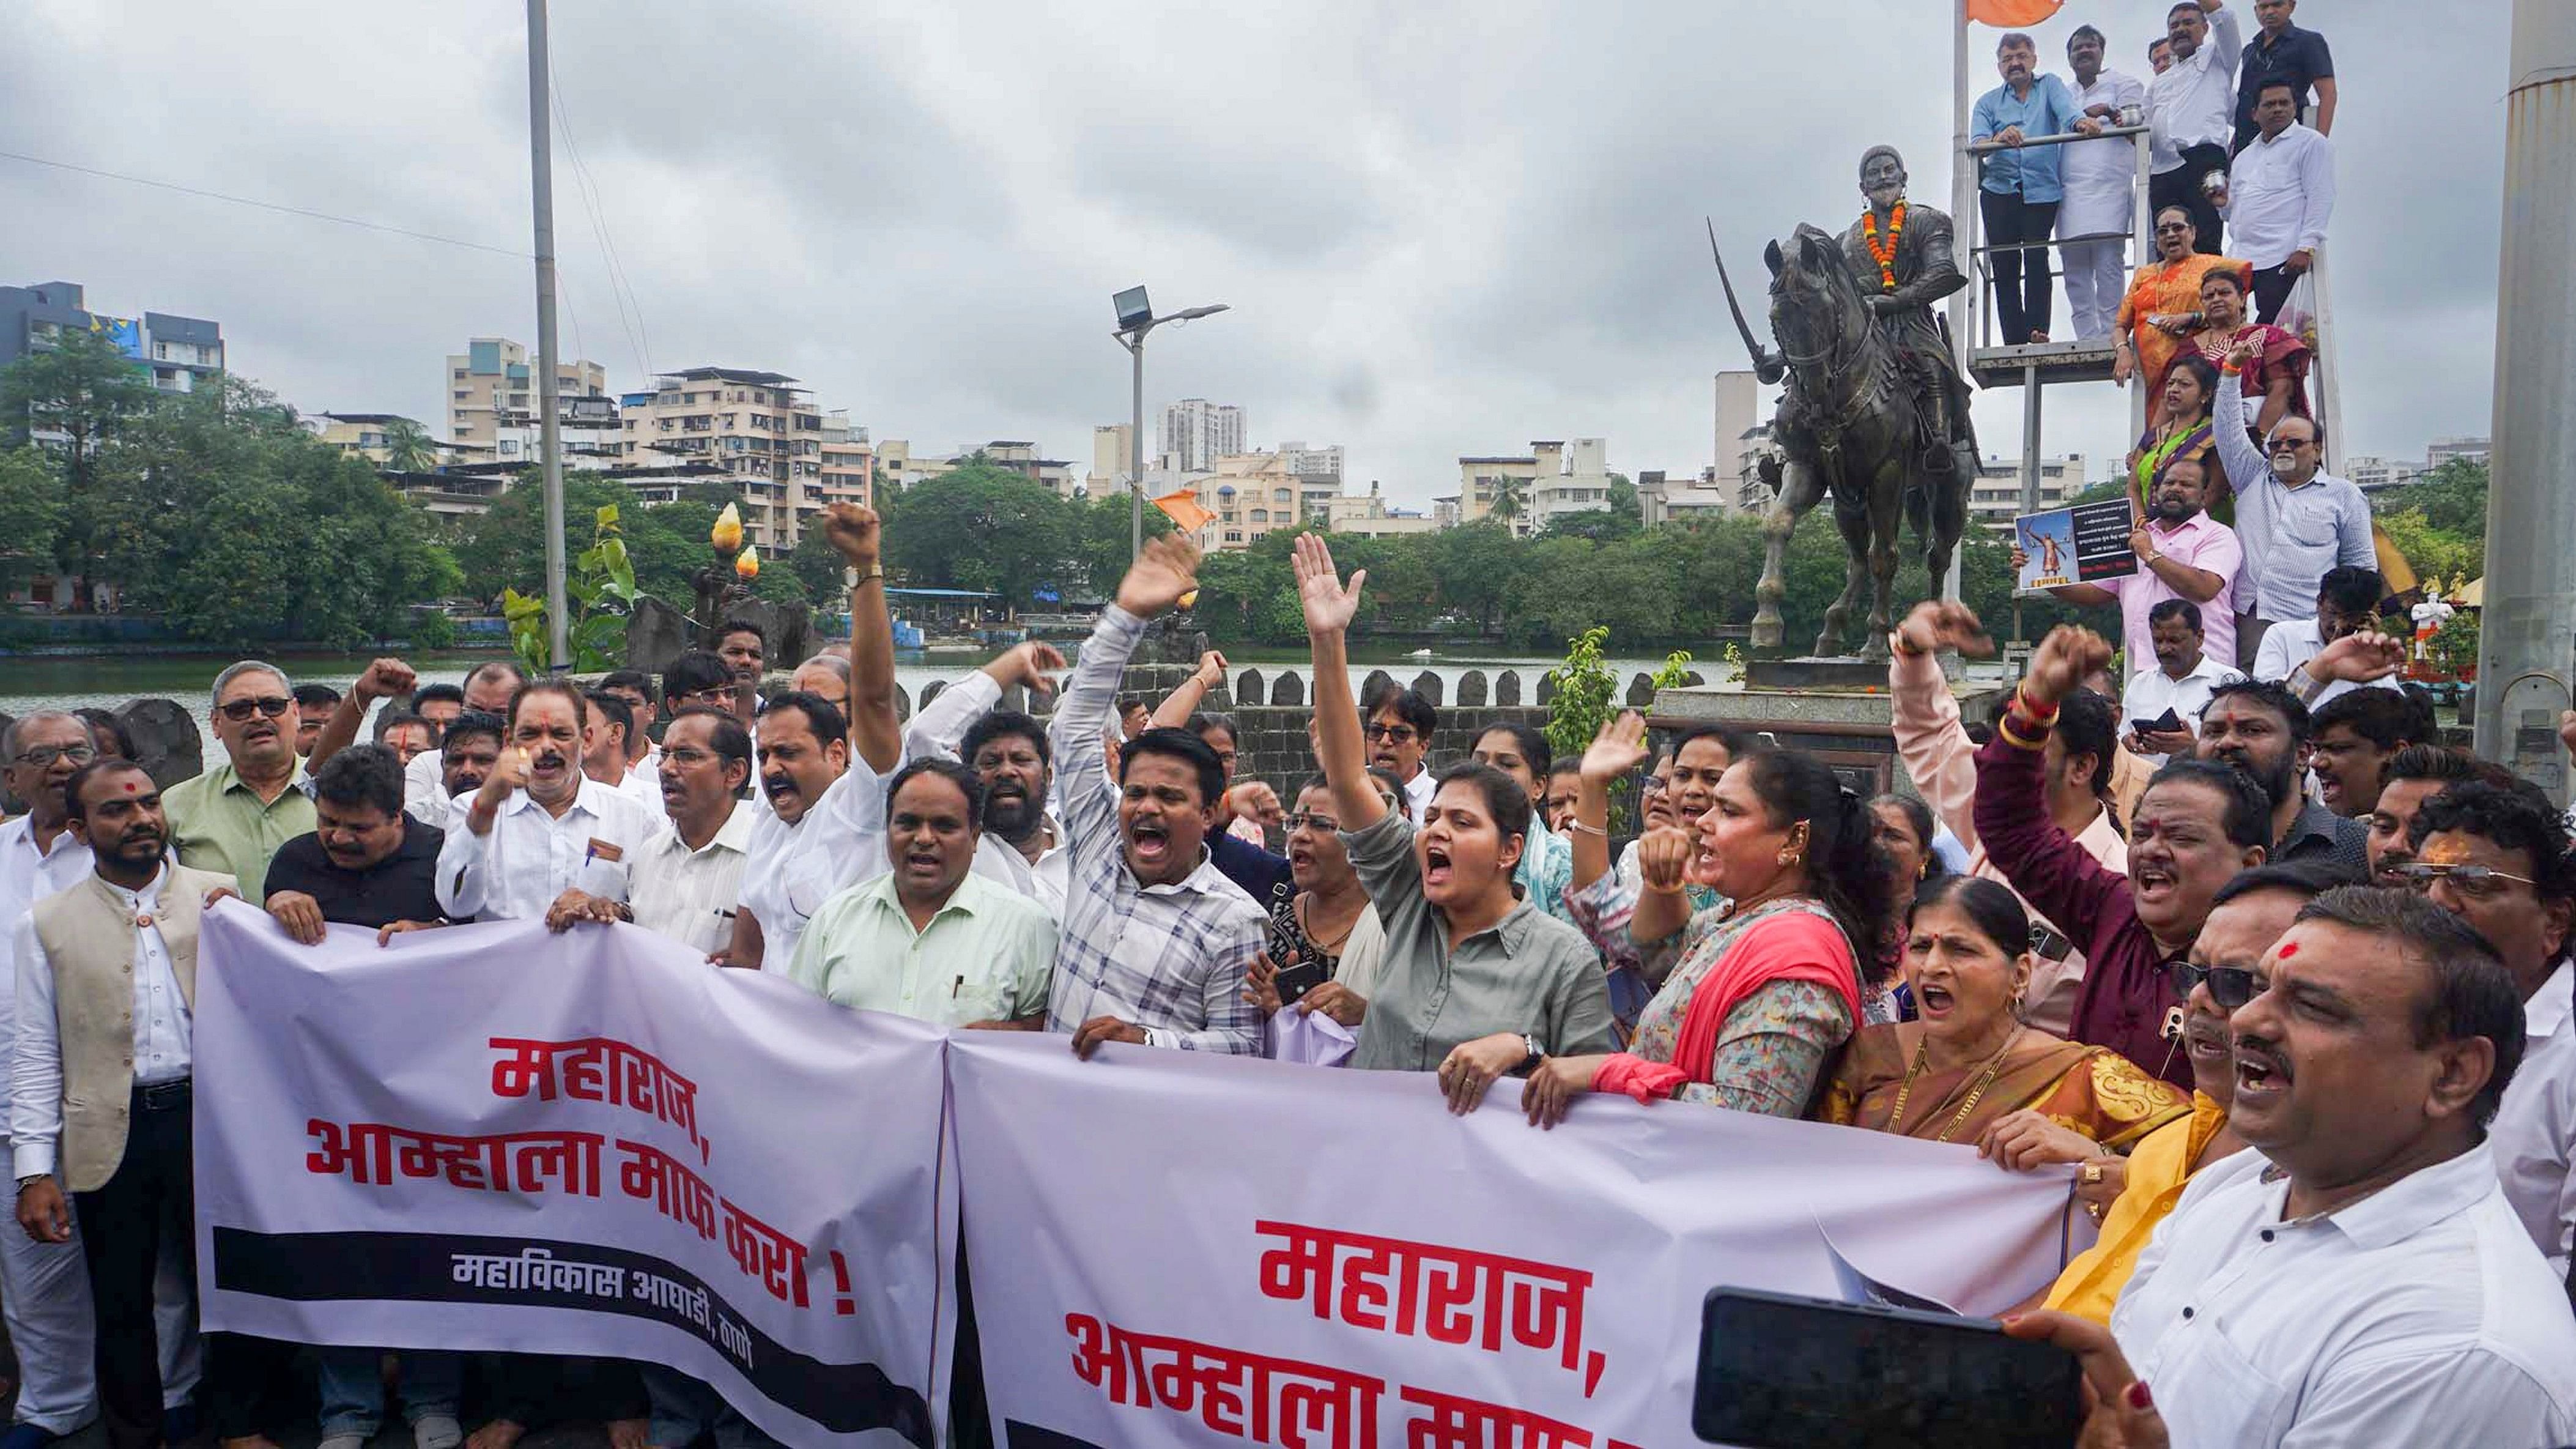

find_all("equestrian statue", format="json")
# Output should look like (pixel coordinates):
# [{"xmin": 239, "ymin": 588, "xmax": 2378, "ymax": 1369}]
[{"xmin": 1717, "ymin": 145, "xmax": 1978, "ymax": 660}]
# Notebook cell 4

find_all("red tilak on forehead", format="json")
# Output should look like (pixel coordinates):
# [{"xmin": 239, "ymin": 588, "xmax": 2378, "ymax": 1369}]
[
  {"xmin": 2277, "ymin": 943, "xmax": 2300, "ymax": 959},
  {"xmin": 122, "ymin": 779, "xmax": 142, "ymax": 793}
]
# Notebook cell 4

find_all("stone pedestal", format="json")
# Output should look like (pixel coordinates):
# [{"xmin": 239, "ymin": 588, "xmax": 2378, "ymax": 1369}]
[{"xmin": 1651, "ymin": 670, "xmax": 2010, "ymax": 800}]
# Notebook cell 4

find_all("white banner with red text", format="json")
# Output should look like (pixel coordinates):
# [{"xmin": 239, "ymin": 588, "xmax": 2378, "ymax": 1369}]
[
  {"xmin": 946, "ymin": 1034, "xmax": 2082, "ymax": 1449},
  {"xmin": 191, "ymin": 902, "xmax": 954, "ymax": 1448}
]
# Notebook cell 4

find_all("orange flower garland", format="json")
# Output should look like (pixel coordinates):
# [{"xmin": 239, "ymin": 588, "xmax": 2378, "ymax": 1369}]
[{"xmin": 1861, "ymin": 201, "xmax": 1907, "ymax": 292}]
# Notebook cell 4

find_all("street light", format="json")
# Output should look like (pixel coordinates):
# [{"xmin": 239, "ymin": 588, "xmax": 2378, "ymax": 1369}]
[{"xmin": 1112, "ymin": 287, "xmax": 1231, "ymax": 558}]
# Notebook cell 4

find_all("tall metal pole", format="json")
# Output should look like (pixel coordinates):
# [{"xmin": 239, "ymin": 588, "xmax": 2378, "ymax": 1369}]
[
  {"xmin": 527, "ymin": 0, "xmax": 569, "ymax": 671},
  {"xmin": 1129, "ymin": 335, "xmax": 1147, "ymax": 560},
  {"xmin": 1942, "ymin": 0, "xmax": 1975, "ymax": 615},
  {"xmin": 2473, "ymin": 0, "xmax": 2576, "ymax": 800}
]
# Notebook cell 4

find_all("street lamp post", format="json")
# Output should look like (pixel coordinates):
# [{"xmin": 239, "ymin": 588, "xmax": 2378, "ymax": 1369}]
[{"xmin": 1112, "ymin": 287, "xmax": 1229, "ymax": 559}]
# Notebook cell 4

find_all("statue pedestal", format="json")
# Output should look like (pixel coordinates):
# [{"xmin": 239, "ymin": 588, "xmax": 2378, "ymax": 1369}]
[{"xmin": 1651, "ymin": 662, "xmax": 2010, "ymax": 799}]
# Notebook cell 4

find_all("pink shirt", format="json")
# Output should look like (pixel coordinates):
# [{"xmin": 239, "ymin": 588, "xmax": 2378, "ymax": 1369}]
[{"xmin": 2100, "ymin": 513, "xmax": 2242, "ymax": 676}]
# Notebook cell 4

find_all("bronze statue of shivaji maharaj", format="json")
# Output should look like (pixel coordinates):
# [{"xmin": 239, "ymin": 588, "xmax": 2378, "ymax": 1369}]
[{"xmin": 1723, "ymin": 146, "xmax": 1980, "ymax": 659}]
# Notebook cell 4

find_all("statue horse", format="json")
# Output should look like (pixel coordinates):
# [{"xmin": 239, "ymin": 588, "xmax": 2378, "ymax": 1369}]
[{"xmin": 1743, "ymin": 223, "xmax": 1970, "ymax": 661}]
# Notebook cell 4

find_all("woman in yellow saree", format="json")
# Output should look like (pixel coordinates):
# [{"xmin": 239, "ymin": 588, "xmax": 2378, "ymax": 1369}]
[{"xmin": 1813, "ymin": 876, "xmax": 2187, "ymax": 1152}]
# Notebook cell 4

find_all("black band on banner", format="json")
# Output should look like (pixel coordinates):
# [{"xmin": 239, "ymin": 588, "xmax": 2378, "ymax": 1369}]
[{"xmin": 212, "ymin": 1227, "xmax": 931, "ymax": 1444}]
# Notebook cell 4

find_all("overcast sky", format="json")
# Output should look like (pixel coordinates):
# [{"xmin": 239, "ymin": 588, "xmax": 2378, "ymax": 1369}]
[{"xmin": 1, "ymin": 1, "xmax": 2512, "ymax": 508}]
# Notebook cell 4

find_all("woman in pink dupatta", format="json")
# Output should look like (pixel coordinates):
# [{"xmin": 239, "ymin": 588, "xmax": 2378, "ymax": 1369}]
[{"xmin": 1520, "ymin": 749, "xmax": 1896, "ymax": 1125}]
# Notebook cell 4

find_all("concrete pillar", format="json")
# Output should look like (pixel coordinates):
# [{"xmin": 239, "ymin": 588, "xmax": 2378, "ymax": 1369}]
[{"xmin": 2474, "ymin": 0, "xmax": 2576, "ymax": 802}]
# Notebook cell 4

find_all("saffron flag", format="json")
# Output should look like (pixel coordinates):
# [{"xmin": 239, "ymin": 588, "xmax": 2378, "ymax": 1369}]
[
  {"xmin": 1967, "ymin": 0, "xmax": 2064, "ymax": 24},
  {"xmin": 1151, "ymin": 490, "xmax": 1214, "ymax": 533}
]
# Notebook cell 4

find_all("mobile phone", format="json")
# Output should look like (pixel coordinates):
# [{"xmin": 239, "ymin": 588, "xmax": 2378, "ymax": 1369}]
[
  {"xmin": 1692, "ymin": 1288, "xmax": 2081, "ymax": 1448},
  {"xmin": 1274, "ymin": 957, "xmax": 1330, "ymax": 1003},
  {"xmin": 2128, "ymin": 709, "xmax": 2184, "ymax": 736}
]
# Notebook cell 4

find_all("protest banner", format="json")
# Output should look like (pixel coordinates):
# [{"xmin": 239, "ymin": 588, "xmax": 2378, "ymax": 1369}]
[
  {"xmin": 946, "ymin": 1034, "xmax": 2081, "ymax": 1448},
  {"xmin": 2015, "ymin": 498, "xmax": 2140, "ymax": 593},
  {"xmin": 191, "ymin": 903, "xmax": 953, "ymax": 1448}
]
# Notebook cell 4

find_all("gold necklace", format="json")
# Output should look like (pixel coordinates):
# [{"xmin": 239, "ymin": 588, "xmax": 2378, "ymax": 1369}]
[{"xmin": 1885, "ymin": 1026, "xmax": 2023, "ymax": 1142}]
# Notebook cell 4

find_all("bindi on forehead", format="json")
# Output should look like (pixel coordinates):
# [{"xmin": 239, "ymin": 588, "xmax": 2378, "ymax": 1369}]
[{"xmin": 2278, "ymin": 942, "xmax": 2300, "ymax": 960}]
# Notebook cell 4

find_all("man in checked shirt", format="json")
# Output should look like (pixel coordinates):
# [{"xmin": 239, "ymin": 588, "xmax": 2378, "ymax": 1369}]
[{"xmin": 1048, "ymin": 534, "xmax": 1267, "ymax": 1058}]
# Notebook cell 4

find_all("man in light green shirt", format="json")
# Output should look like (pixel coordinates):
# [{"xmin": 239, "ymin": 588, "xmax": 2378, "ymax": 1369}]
[
  {"xmin": 163, "ymin": 659, "xmax": 315, "ymax": 901},
  {"xmin": 788, "ymin": 758, "xmax": 1055, "ymax": 1027}
]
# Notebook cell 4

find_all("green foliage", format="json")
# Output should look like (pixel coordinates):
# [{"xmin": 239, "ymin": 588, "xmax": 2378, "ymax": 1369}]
[
  {"xmin": 1542, "ymin": 627, "xmax": 1619, "ymax": 765},
  {"xmin": 2429, "ymin": 610, "xmax": 2480, "ymax": 675},
  {"xmin": 1650, "ymin": 648, "xmax": 1695, "ymax": 690},
  {"xmin": 407, "ymin": 607, "xmax": 459, "ymax": 650},
  {"xmin": 85, "ymin": 377, "xmax": 456, "ymax": 648},
  {"xmin": 0, "ymin": 447, "xmax": 67, "ymax": 593},
  {"xmin": 788, "ymin": 525, "xmax": 850, "ymax": 605},
  {"xmin": 505, "ymin": 503, "xmax": 639, "ymax": 673},
  {"xmin": 0, "ymin": 328, "xmax": 160, "ymax": 603},
  {"xmin": 2372, "ymin": 459, "xmax": 2489, "ymax": 587},
  {"xmin": 878, "ymin": 464, "xmax": 1076, "ymax": 605},
  {"xmin": 381, "ymin": 418, "xmax": 436, "ymax": 472}
]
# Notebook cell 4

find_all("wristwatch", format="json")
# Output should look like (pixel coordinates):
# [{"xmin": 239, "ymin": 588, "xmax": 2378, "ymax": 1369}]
[
  {"xmin": 15, "ymin": 1174, "xmax": 46, "ymax": 1194},
  {"xmin": 853, "ymin": 564, "xmax": 884, "ymax": 585},
  {"xmin": 1140, "ymin": 1027, "xmax": 1168, "ymax": 1048},
  {"xmin": 1515, "ymin": 1033, "xmax": 1545, "ymax": 1076}
]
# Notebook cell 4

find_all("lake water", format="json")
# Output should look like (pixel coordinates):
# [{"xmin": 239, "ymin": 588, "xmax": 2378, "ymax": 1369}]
[{"xmin": 0, "ymin": 645, "xmax": 1697, "ymax": 736}]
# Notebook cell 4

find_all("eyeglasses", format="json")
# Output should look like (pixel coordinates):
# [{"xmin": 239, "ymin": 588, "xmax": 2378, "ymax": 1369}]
[
  {"xmin": 2154, "ymin": 223, "xmax": 2193, "ymax": 235},
  {"xmin": 674, "ymin": 688, "xmax": 733, "ymax": 707},
  {"xmin": 1365, "ymin": 723, "xmax": 1418, "ymax": 743},
  {"xmin": 217, "ymin": 696, "xmax": 294, "ymax": 722},
  {"xmin": 2167, "ymin": 960, "xmax": 2260, "ymax": 1010},
  {"xmin": 10, "ymin": 744, "xmax": 96, "ymax": 769},
  {"xmin": 2271, "ymin": 437, "xmax": 2318, "ymax": 452},
  {"xmin": 2394, "ymin": 862, "xmax": 2537, "ymax": 900},
  {"xmin": 1284, "ymin": 812, "xmax": 1342, "ymax": 834}
]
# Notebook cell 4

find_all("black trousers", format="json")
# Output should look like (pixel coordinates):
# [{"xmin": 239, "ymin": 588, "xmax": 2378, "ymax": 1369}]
[
  {"xmin": 2150, "ymin": 143, "xmax": 2231, "ymax": 257},
  {"xmin": 2251, "ymin": 260, "xmax": 2301, "ymax": 324},
  {"xmin": 73, "ymin": 1082, "xmax": 288, "ymax": 1448},
  {"xmin": 1978, "ymin": 189, "xmax": 2060, "ymax": 344}
]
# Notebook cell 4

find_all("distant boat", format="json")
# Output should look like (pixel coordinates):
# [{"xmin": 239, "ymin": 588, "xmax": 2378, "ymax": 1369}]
[{"xmin": 1407, "ymin": 648, "xmax": 1434, "ymax": 659}]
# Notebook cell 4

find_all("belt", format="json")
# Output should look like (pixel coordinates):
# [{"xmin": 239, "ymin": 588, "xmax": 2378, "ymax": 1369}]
[{"xmin": 136, "ymin": 1079, "xmax": 192, "ymax": 1111}]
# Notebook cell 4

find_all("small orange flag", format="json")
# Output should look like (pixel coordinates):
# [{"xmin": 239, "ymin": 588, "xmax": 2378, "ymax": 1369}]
[
  {"xmin": 1967, "ymin": 0, "xmax": 2063, "ymax": 23},
  {"xmin": 1152, "ymin": 491, "xmax": 1215, "ymax": 533}
]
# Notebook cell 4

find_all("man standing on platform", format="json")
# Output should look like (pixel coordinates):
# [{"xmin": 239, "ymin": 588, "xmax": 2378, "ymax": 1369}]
[
  {"xmin": 2215, "ymin": 80, "xmax": 2334, "ymax": 322},
  {"xmin": 1972, "ymin": 31, "xmax": 2079, "ymax": 346},
  {"xmin": 2213, "ymin": 346, "xmax": 2373, "ymax": 669},
  {"xmin": 2059, "ymin": 26, "xmax": 2148, "ymax": 341},
  {"xmin": 2234, "ymin": 0, "xmax": 2336, "ymax": 149},
  {"xmin": 2147, "ymin": 0, "xmax": 2243, "ymax": 256}
]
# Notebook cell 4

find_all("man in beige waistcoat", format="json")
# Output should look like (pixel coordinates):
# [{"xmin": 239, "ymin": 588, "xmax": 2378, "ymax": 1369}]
[{"xmin": 8, "ymin": 758, "xmax": 277, "ymax": 1449}]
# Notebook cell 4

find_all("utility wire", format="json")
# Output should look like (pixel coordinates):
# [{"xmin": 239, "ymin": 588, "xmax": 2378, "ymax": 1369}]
[
  {"xmin": 548, "ymin": 61, "xmax": 654, "ymax": 379},
  {"xmin": 0, "ymin": 148, "xmax": 530, "ymax": 259}
]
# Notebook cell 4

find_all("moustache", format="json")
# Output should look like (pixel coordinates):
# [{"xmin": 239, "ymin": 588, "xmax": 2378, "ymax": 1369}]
[{"xmin": 761, "ymin": 771, "xmax": 798, "ymax": 799}]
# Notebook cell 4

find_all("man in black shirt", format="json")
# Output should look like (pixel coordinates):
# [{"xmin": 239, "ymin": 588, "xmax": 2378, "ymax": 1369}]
[
  {"xmin": 264, "ymin": 744, "xmax": 446, "ymax": 945},
  {"xmin": 2234, "ymin": 0, "xmax": 2335, "ymax": 150}
]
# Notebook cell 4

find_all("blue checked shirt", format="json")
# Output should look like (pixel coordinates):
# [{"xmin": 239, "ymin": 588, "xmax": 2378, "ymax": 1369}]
[{"xmin": 1043, "ymin": 606, "xmax": 1265, "ymax": 1053}]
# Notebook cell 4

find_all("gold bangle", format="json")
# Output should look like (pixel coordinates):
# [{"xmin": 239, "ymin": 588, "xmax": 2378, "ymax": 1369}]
[
  {"xmin": 1566, "ymin": 820, "xmax": 1608, "ymax": 838},
  {"xmin": 1889, "ymin": 631, "xmax": 1927, "ymax": 659}
]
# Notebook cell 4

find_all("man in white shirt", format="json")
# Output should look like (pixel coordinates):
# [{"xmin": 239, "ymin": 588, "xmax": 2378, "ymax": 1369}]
[
  {"xmin": 628, "ymin": 710, "xmax": 754, "ymax": 958},
  {"xmin": 2217, "ymin": 80, "xmax": 2334, "ymax": 322},
  {"xmin": 2403, "ymin": 784, "xmax": 2576, "ymax": 1276},
  {"xmin": 2122, "ymin": 599, "xmax": 2245, "ymax": 756},
  {"xmin": 2251, "ymin": 565, "xmax": 2394, "ymax": 706},
  {"xmin": 579, "ymin": 689, "xmax": 657, "ymax": 814},
  {"xmin": 1365, "ymin": 688, "xmax": 1440, "ymax": 821},
  {"xmin": 2145, "ymin": 0, "xmax": 2243, "ymax": 256},
  {"xmin": 399, "ymin": 660, "xmax": 526, "ymax": 823},
  {"xmin": 904, "ymin": 642, "xmax": 1078, "ymax": 917},
  {"xmin": 730, "ymin": 691, "xmax": 855, "ymax": 971},
  {"xmin": 2057, "ymin": 25, "xmax": 2150, "ymax": 340},
  {"xmin": 433, "ymin": 683, "xmax": 667, "ymax": 926},
  {"xmin": 2080, "ymin": 888, "xmax": 2576, "ymax": 1447}
]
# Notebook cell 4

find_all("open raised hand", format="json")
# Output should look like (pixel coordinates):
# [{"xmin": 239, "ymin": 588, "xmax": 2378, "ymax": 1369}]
[
  {"xmin": 1292, "ymin": 533, "xmax": 1365, "ymax": 635},
  {"xmin": 1116, "ymin": 533, "xmax": 1202, "ymax": 618},
  {"xmin": 1580, "ymin": 711, "xmax": 1651, "ymax": 786}
]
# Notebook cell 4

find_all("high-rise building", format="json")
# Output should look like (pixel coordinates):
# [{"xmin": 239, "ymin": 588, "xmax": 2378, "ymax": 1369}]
[
  {"xmin": 1, "ymin": 281, "xmax": 225, "ymax": 396},
  {"xmin": 1712, "ymin": 372, "xmax": 1763, "ymax": 513},
  {"xmin": 615, "ymin": 367, "xmax": 825, "ymax": 549},
  {"xmin": 818, "ymin": 410, "xmax": 875, "ymax": 514},
  {"xmin": 1160, "ymin": 399, "xmax": 1244, "ymax": 474},
  {"xmin": 1090, "ymin": 424, "xmax": 1135, "ymax": 497},
  {"xmin": 1454, "ymin": 437, "xmax": 1613, "ymax": 537},
  {"xmin": 2424, "ymin": 437, "xmax": 2491, "ymax": 471},
  {"xmin": 444, "ymin": 337, "xmax": 608, "ymax": 462},
  {"xmin": 1177, "ymin": 451, "xmax": 1301, "ymax": 552}
]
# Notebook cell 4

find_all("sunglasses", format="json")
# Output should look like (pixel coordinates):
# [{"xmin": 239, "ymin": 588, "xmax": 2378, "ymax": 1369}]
[
  {"xmin": 2167, "ymin": 960, "xmax": 2260, "ymax": 1010},
  {"xmin": 2394, "ymin": 862, "xmax": 2537, "ymax": 899},
  {"xmin": 2154, "ymin": 223, "xmax": 2193, "ymax": 234},
  {"xmin": 1365, "ymin": 724, "xmax": 1419, "ymax": 743},
  {"xmin": 1284, "ymin": 812, "xmax": 1342, "ymax": 834},
  {"xmin": 218, "ymin": 696, "xmax": 294, "ymax": 722},
  {"xmin": 10, "ymin": 744, "xmax": 97, "ymax": 769}
]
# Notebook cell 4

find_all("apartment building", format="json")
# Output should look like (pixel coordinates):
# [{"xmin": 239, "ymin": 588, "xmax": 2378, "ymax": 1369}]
[
  {"xmin": 1966, "ymin": 454, "xmax": 2093, "ymax": 532},
  {"xmin": 444, "ymin": 337, "xmax": 609, "ymax": 464},
  {"xmin": 1185, "ymin": 451, "xmax": 1303, "ymax": 551},
  {"xmin": 818, "ymin": 410, "xmax": 875, "ymax": 513},
  {"xmin": 616, "ymin": 366, "xmax": 824, "ymax": 549},
  {"xmin": 1454, "ymin": 437, "xmax": 1613, "ymax": 537},
  {"xmin": 1160, "ymin": 399, "xmax": 1244, "ymax": 473},
  {"xmin": 1, "ymin": 281, "xmax": 225, "ymax": 396}
]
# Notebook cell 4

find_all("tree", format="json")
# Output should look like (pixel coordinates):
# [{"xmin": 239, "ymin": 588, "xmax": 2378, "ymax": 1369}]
[
  {"xmin": 381, "ymin": 417, "xmax": 436, "ymax": 472},
  {"xmin": 877, "ymin": 464, "xmax": 1077, "ymax": 607},
  {"xmin": 0, "ymin": 328, "xmax": 159, "ymax": 608},
  {"xmin": 1428, "ymin": 522, "xmax": 1527, "ymax": 635},
  {"xmin": 1070, "ymin": 492, "xmax": 1172, "ymax": 601},
  {"xmin": 1487, "ymin": 475, "xmax": 1527, "ymax": 525},
  {"xmin": 0, "ymin": 447, "xmax": 66, "ymax": 595},
  {"xmin": 788, "ymin": 524, "xmax": 851, "ymax": 605},
  {"xmin": 1607, "ymin": 473, "xmax": 1642, "ymax": 524}
]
